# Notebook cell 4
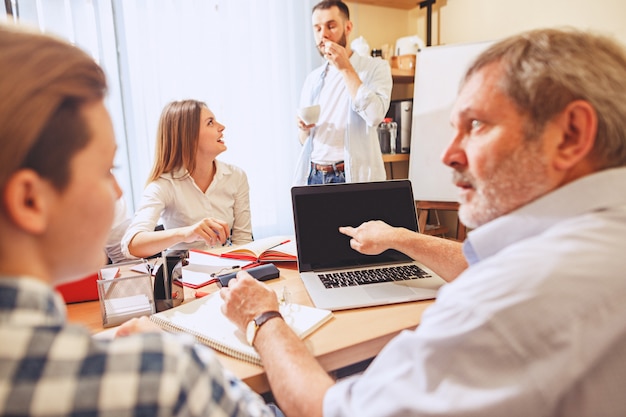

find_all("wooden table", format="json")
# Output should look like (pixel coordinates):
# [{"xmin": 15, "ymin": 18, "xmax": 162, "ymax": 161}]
[{"xmin": 67, "ymin": 262, "xmax": 434, "ymax": 393}]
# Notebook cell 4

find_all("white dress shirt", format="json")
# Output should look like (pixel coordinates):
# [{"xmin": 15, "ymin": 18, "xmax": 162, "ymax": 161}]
[
  {"xmin": 293, "ymin": 53, "xmax": 392, "ymax": 185},
  {"xmin": 104, "ymin": 197, "xmax": 132, "ymax": 263},
  {"xmin": 324, "ymin": 167, "xmax": 626, "ymax": 417},
  {"xmin": 122, "ymin": 161, "xmax": 252, "ymax": 258}
]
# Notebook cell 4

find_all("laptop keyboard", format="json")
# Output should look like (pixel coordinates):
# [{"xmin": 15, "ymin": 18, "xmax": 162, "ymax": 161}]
[{"xmin": 317, "ymin": 264, "xmax": 432, "ymax": 289}]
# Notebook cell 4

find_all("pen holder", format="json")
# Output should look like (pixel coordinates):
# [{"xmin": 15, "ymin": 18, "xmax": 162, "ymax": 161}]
[
  {"xmin": 97, "ymin": 261, "xmax": 156, "ymax": 327},
  {"xmin": 153, "ymin": 249, "xmax": 187, "ymax": 312}
]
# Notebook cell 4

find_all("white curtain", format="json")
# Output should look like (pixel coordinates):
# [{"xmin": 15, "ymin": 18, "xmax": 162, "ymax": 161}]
[{"xmin": 4, "ymin": 0, "xmax": 321, "ymax": 239}]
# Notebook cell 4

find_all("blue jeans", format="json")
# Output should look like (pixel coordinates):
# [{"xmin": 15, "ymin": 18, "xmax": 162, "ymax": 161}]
[{"xmin": 308, "ymin": 164, "xmax": 346, "ymax": 185}]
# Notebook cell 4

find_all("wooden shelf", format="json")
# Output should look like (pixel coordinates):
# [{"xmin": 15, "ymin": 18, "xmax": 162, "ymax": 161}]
[
  {"xmin": 391, "ymin": 68, "xmax": 415, "ymax": 83},
  {"xmin": 382, "ymin": 153, "xmax": 410, "ymax": 163},
  {"xmin": 383, "ymin": 153, "xmax": 409, "ymax": 180},
  {"xmin": 349, "ymin": 0, "xmax": 419, "ymax": 10}
]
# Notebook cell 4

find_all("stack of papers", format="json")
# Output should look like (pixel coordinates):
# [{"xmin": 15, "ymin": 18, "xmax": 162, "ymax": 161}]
[
  {"xmin": 103, "ymin": 294, "xmax": 152, "ymax": 323},
  {"xmin": 99, "ymin": 267, "xmax": 120, "ymax": 280},
  {"xmin": 181, "ymin": 252, "xmax": 249, "ymax": 288}
]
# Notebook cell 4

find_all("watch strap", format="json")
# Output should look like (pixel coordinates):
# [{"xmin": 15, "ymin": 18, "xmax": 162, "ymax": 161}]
[
  {"xmin": 248, "ymin": 310, "xmax": 282, "ymax": 346},
  {"xmin": 254, "ymin": 310, "xmax": 282, "ymax": 327}
]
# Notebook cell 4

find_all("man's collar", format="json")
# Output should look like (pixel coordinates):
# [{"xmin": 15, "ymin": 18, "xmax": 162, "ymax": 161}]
[{"xmin": 465, "ymin": 167, "xmax": 626, "ymax": 264}]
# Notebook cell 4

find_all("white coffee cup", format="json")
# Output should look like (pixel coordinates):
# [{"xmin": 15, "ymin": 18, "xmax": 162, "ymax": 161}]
[{"xmin": 298, "ymin": 104, "xmax": 321, "ymax": 125}]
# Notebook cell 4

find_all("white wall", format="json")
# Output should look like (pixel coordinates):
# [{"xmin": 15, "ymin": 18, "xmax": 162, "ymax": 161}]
[
  {"xmin": 346, "ymin": 0, "xmax": 626, "ymax": 55},
  {"xmin": 345, "ymin": 2, "xmax": 418, "ymax": 55},
  {"xmin": 347, "ymin": 0, "xmax": 626, "ymax": 49},
  {"xmin": 417, "ymin": 0, "xmax": 626, "ymax": 46}
]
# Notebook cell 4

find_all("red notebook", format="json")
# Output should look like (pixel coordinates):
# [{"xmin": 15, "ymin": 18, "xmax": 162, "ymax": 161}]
[{"xmin": 55, "ymin": 273, "xmax": 99, "ymax": 304}]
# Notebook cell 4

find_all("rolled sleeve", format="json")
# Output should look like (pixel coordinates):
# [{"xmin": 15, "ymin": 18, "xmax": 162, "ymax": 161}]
[{"xmin": 351, "ymin": 57, "xmax": 392, "ymax": 127}]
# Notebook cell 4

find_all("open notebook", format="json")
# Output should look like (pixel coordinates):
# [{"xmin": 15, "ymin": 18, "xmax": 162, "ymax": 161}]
[
  {"xmin": 205, "ymin": 235, "xmax": 297, "ymax": 262},
  {"xmin": 150, "ymin": 293, "xmax": 333, "ymax": 365}
]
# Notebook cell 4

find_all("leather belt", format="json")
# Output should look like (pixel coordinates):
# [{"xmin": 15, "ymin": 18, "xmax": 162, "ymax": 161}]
[{"xmin": 312, "ymin": 161, "xmax": 345, "ymax": 173}]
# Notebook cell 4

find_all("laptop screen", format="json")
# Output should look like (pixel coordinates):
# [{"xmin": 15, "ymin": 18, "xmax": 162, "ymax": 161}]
[{"xmin": 291, "ymin": 180, "xmax": 418, "ymax": 272}]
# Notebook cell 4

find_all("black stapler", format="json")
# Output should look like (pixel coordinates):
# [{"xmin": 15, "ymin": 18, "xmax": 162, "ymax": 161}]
[{"xmin": 217, "ymin": 263, "xmax": 280, "ymax": 287}]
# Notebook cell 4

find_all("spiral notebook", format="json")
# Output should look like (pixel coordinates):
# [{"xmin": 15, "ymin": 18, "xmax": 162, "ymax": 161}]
[{"xmin": 150, "ymin": 292, "xmax": 333, "ymax": 365}]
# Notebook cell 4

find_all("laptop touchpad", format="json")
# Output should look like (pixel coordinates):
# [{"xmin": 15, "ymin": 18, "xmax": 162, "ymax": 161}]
[{"xmin": 364, "ymin": 283, "xmax": 416, "ymax": 299}]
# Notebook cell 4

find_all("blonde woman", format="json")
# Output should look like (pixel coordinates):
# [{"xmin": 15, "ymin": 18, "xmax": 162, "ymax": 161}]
[{"xmin": 123, "ymin": 100, "xmax": 253, "ymax": 258}]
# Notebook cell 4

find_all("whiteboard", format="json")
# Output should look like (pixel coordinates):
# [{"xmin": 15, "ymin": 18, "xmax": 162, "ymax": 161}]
[{"xmin": 408, "ymin": 40, "xmax": 494, "ymax": 202}]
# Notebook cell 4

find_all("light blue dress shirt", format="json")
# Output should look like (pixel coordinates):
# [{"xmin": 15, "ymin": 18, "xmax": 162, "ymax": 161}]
[
  {"xmin": 324, "ymin": 167, "xmax": 626, "ymax": 417},
  {"xmin": 293, "ymin": 53, "xmax": 392, "ymax": 185}
]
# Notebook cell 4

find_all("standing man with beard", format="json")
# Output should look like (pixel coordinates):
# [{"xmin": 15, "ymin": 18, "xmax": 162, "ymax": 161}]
[
  {"xmin": 293, "ymin": 0, "xmax": 392, "ymax": 185},
  {"xmin": 220, "ymin": 28, "xmax": 626, "ymax": 416}
]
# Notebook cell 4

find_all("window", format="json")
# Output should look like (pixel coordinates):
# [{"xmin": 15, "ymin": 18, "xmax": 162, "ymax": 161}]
[{"xmin": 4, "ymin": 0, "xmax": 319, "ymax": 238}]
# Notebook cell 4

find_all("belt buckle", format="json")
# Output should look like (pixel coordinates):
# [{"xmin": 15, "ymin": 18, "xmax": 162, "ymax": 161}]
[{"xmin": 313, "ymin": 161, "xmax": 342, "ymax": 173}]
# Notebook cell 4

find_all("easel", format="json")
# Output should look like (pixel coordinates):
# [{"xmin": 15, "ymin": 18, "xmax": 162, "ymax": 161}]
[
  {"xmin": 415, "ymin": 201, "xmax": 466, "ymax": 241},
  {"xmin": 418, "ymin": 0, "xmax": 436, "ymax": 47}
]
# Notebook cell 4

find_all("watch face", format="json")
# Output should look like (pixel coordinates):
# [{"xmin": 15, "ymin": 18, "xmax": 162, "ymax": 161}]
[{"xmin": 246, "ymin": 320, "xmax": 257, "ymax": 345}]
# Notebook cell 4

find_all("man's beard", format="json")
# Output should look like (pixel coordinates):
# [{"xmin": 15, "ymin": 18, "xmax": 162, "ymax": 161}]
[
  {"xmin": 317, "ymin": 32, "xmax": 348, "ymax": 58},
  {"xmin": 456, "ymin": 141, "xmax": 552, "ymax": 229}
]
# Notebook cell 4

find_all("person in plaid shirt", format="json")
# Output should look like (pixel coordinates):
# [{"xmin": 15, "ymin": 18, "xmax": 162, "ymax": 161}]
[{"xmin": 0, "ymin": 23, "xmax": 281, "ymax": 417}]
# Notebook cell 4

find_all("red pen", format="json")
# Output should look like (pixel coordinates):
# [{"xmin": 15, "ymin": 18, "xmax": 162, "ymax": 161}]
[
  {"xmin": 269, "ymin": 239, "xmax": 290, "ymax": 248},
  {"xmin": 242, "ymin": 261, "xmax": 264, "ymax": 269}
]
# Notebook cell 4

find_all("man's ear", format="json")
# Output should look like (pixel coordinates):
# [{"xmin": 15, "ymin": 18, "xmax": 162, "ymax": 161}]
[
  {"xmin": 553, "ymin": 99, "xmax": 598, "ymax": 171},
  {"xmin": 344, "ymin": 20, "xmax": 353, "ymax": 38},
  {"xmin": 3, "ymin": 169, "xmax": 51, "ymax": 234}
]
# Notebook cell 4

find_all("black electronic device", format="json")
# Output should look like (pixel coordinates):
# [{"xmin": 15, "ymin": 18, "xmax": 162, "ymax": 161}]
[
  {"xmin": 386, "ymin": 99, "xmax": 413, "ymax": 153},
  {"xmin": 217, "ymin": 263, "xmax": 280, "ymax": 288},
  {"xmin": 154, "ymin": 249, "xmax": 188, "ymax": 312}
]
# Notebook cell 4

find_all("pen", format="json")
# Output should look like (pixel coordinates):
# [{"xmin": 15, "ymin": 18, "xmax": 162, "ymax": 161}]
[
  {"xmin": 142, "ymin": 258, "xmax": 155, "ymax": 275},
  {"xmin": 265, "ymin": 239, "xmax": 290, "ymax": 251},
  {"xmin": 211, "ymin": 266, "xmax": 242, "ymax": 277},
  {"xmin": 242, "ymin": 262, "xmax": 264, "ymax": 269}
]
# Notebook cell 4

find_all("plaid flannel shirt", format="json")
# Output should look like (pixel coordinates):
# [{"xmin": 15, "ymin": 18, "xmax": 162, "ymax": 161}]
[{"xmin": 0, "ymin": 277, "xmax": 276, "ymax": 417}]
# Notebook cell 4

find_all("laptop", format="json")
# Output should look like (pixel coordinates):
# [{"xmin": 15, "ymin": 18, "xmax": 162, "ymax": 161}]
[{"xmin": 291, "ymin": 180, "xmax": 446, "ymax": 311}]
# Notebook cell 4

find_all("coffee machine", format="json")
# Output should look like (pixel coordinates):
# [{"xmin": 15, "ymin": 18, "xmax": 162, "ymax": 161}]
[{"xmin": 386, "ymin": 99, "xmax": 413, "ymax": 153}]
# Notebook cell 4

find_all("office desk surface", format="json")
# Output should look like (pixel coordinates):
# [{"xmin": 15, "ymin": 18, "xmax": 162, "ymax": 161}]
[{"xmin": 66, "ymin": 263, "xmax": 434, "ymax": 393}]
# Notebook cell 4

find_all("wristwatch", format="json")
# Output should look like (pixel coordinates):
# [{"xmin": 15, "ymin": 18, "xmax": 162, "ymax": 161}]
[{"xmin": 246, "ymin": 310, "xmax": 283, "ymax": 346}]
